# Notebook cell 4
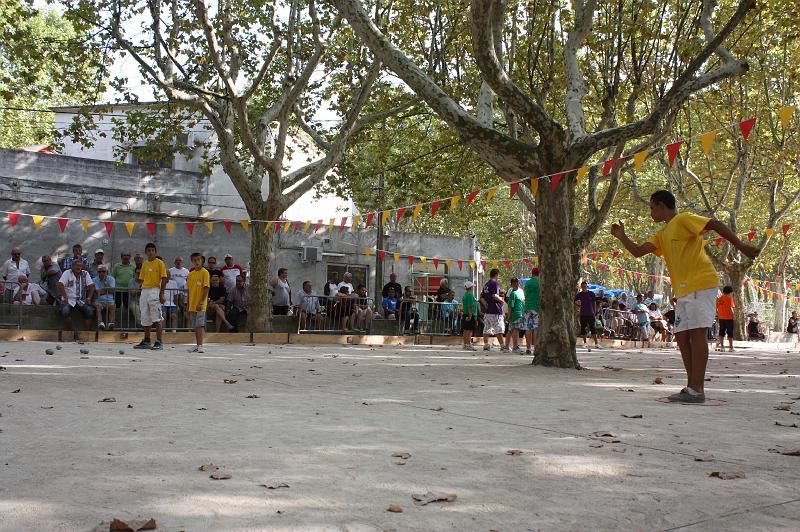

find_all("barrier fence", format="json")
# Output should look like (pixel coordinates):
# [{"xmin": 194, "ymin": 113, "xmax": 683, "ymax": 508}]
[{"xmin": 295, "ymin": 295, "xmax": 374, "ymax": 333}]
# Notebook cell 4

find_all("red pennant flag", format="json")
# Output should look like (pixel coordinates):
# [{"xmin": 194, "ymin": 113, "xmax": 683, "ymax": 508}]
[
  {"xmin": 146, "ymin": 223, "xmax": 156, "ymax": 236},
  {"xmin": 523, "ymin": 258, "xmax": 532, "ymax": 267},
  {"xmin": 466, "ymin": 190, "xmax": 479, "ymax": 205},
  {"xmin": 104, "ymin": 221, "xmax": 114, "ymax": 236},
  {"xmin": 650, "ymin": 274, "xmax": 657, "ymax": 282},
  {"xmin": 57, "ymin": 218, "xmax": 68, "ymax": 232},
  {"xmin": 293, "ymin": 221, "xmax": 302, "ymax": 233},
  {"xmin": 602, "ymin": 159, "xmax": 616, "ymax": 176},
  {"xmin": 396, "ymin": 207, "xmax": 407, "ymax": 223},
  {"xmin": 481, "ymin": 260, "xmax": 487, "ymax": 272},
  {"xmin": 636, "ymin": 272, "xmax": 642, "ymax": 280},
  {"xmin": 315, "ymin": 220, "xmax": 323, "ymax": 233},
  {"xmin": 503, "ymin": 259, "xmax": 512, "ymax": 269},
  {"xmin": 666, "ymin": 277, "xmax": 672, "ymax": 285},
  {"xmin": 407, "ymin": 255, "xmax": 414, "ymax": 265},
  {"xmin": 600, "ymin": 263, "xmax": 607, "ymax": 272},
  {"xmin": 739, "ymin": 117, "xmax": 756, "ymax": 142},
  {"xmin": 509, "ymin": 183, "xmax": 519, "ymax": 198},
  {"xmin": 433, "ymin": 258, "xmax": 440, "ymax": 270},
  {"xmin": 666, "ymin": 141, "xmax": 683, "ymax": 168},
  {"xmin": 612, "ymin": 250, "xmax": 620, "ymax": 259},
  {"xmin": 365, "ymin": 212, "xmax": 374, "ymax": 226},
  {"xmin": 747, "ymin": 231, "xmax": 755, "ymax": 241},
  {"xmin": 185, "ymin": 222, "xmax": 195, "ymax": 235},
  {"xmin": 782, "ymin": 223, "xmax": 791, "ymax": 236},
  {"xmin": 457, "ymin": 260, "xmax": 463, "ymax": 270},
  {"xmin": 715, "ymin": 237, "xmax": 724, "ymax": 246},
  {"xmin": 8, "ymin": 212, "xmax": 20, "ymax": 226},
  {"xmin": 618, "ymin": 268, "xmax": 624, "ymax": 278},
  {"xmin": 378, "ymin": 250, "xmax": 386, "ymax": 261},
  {"xmin": 223, "ymin": 220, "xmax": 232, "ymax": 233},
  {"xmin": 550, "ymin": 172, "xmax": 564, "ymax": 192},
  {"xmin": 431, "ymin": 201, "xmax": 441, "ymax": 218},
  {"xmin": 274, "ymin": 222, "xmax": 282, "ymax": 233},
  {"xmin": 592, "ymin": 251, "xmax": 599, "ymax": 261},
  {"xmin": 340, "ymin": 217, "xmax": 348, "ymax": 232}
]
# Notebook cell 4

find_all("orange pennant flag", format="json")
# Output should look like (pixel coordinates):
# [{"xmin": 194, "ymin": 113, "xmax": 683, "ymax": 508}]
[
  {"xmin": 283, "ymin": 221, "xmax": 292, "ymax": 233},
  {"xmin": 393, "ymin": 252, "xmax": 400, "ymax": 264},
  {"xmin": 381, "ymin": 211, "xmax": 391, "ymax": 225},
  {"xmin": 700, "ymin": 130, "xmax": 717, "ymax": 155},
  {"xmin": 485, "ymin": 188, "xmax": 497, "ymax": 203},
  {"xmin": 364, "ymin": 247, "xmax": 373, "ymax": 257},
  {"xmin": 779, "ymin": 106, "xmax": 795, "ymax": 129},
  {"xmin": 165, "ymin": 223, "xmax": 175, "ymax": 235},
  {"xmin": 449, "ymin": 195, "xmax": 460, "ymax": 212},
  {"xmin": 576, "ymin": 166, "xmax": 589, "ymax": 187},
  {"xmin": 530, "ymin": 178, "xmax": 539, "ymax": 196},
  {"xmin": 263, "ymin": 221, "xmax": 273, "ymax": 234},
  {"xmin": 420, "ymin": 256, "xmax": 427, "ymax": 264},
  {"xmin": 351, "ymin": 214, "xmax": 361, "ymax": 230},
  {"xmin": 240, "ymin": 220, "xmax": 250, "ymax": 233},
  {"xmin": 469, "ymin": 260, "xmax": 476, "ymax": 270},
  {"xmin": 328, "ymin": 218, "xmax": 336, "ymax": 232},
  {"xmin": 125, "ymin": 221, "xmax": 135, "ymax": 237},
  {"xmin": 411, "ymin": 204, "xmax": 422, "ymax": 223},
  {"xmin": 304, "ymin": 220, "xmax": 312, "ymax": 234},
  {"xmin": 633, "ymin": 150, "xmax": 649, "ymax": 171}
]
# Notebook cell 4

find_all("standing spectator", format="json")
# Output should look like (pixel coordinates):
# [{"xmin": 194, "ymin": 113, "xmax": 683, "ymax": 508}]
[
  {"xmin": 460, "ymin": 281, "xmax": 478, "ymax": 350},
  {"xmin": 382, "ymin": 272, "xmax": 402, "ymax": 298},
  {"xmin": 226, "ymin": 275, "xmax": 250, "ymax": 332},
  {"xmin": 351, "ymin": 285, "xmax": 373, "ymax": 331},
  {"xmin": 206, "ymin": 256, "xmax": 222, "ymax": 278},
  {"xmin": 617, "ymin": 292, "xmax": 631, "ymax": 309},
  {"xmin": 64, "ymin": 244, "xmax": 89, "ymax": 271},
  {"xmin": 480, "ymin": 268, "xmax": 505, "ymax": 351},
  {"xmin": 169, "ymin": 256, "xmax": 190, "ymax": 324},
  {"xmin": 643, "ymin": 289, "xmax": 655, "ymax": 307},
  {"xmin": 187, "ymin": 252, "xmax": 210, "ymax": 353},
  {"xmin": 382, "ymin": 287, "xmax": 398, "ymax": 319},
  {"xmin": 338, "ymin": 272, "xmax": 355, "ymax": 294},
  {"xmin": 575, "ymin": 281, "xmax": 601, "ymax": 350},
  {"xmin": 92, "ymin": 265, "xmax": 116, "ymax": 330},
  {"xmin": 331, "ymin": 286, "xmax": 354, "ymax": 330},
  {"xmin": 441, "ymin": 289, "xmax": 459, "ymax": 334},
  {"xmin": 112, "ymin": 251, "xmax": 136, "ymax": 309},
  {"xmin": 1, "ymin": 247, "xmax": 31, "ymax": 284},
  {"xmin": 633, "ymin": 294, "xmax": 651, "ymax": 348},
  {"xmin": 133, "ymin": 243, "xmax": 168, "ymax": 350},
  {"xmin": 270, "ymin": 267, "xmax": 292, "ymax": 315},
  {"xmin": 87, "ymin": 249, "xmax": 106, "ymax": 278},
  {"xmin": 399, "ymin": 285, "xmax": 420, "ymax": 334},
  {"xmin": 220, "ymin": 254, "xmax": 244, "ymax": 291},
  {"xmin": 161, "ymin": 272, "xmax": 179, "ymax": 331},
  {"xmin": 57, "ymin": 260, "xmax": 95, "ymax": 332},
  {"xmin": 504, "ymin": 278, "xmax": 525, "ymax": 353},
  {"xmin": 522, "ymin": 267, "xmax": 541, "ymax": 355},
  {"xmin": 716, "ymin": 285, "xmax": 736, "ymax": 352},
  {"xmin": 12, "ymin": 274, "xmax": 46, "ymax": 305},
  {"xmin": 436, "ymin": 278, "xmax": 450, "ymax": 302},
  {"xmin": 324, "ymin": 271, "xmax": 340, "ymax": 306},
  {"xmin": 208, "ymin": 274, "xmax": 234, "ymax": 331},
  {"xmin": 296, "ymin": 280, "xmax": 323, "ymax": 330},
  {"xmin": 133, "ymin": 253, "xmax": 144, "ymax": 270},
  {"xmin": 40, "ymin": 255, "xmax": 61, "ymax": 304}
]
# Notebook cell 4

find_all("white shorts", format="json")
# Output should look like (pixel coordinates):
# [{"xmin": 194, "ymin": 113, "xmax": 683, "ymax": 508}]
[
  {"xmin": 140, "ymin": 288, "xmax": 164, "ymax": 327},
  {"xmin": 674, "ymin": 288, "xmax": 717, "ymax": 333},
  {"xmin": 483, "ymin": 314, "xmax": 505, "ymax": 335}
]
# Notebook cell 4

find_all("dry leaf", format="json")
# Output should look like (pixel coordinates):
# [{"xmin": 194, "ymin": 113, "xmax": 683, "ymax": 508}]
[
  {"xmin": 11, "ymin": 389, "xmax": 20, "ymax": 393},
  {"xmin": 387, "ymin": 504, "xmax": 403, "ymax": 513},
  {"xmin": 774, "ymin": 448, "xmax": 800, "ymax": 456},
  {"xmin": 392, "ymin": 452, "xmax": 411, "ymax": 460},
  {"xmin": 653, "ymin": 377, "xmax": 664, "ymax": 384},
  {"xmin": 246, "ymin": 394, "xmax": 260, "ymax": 399},
  {"xmin": 708, "ymin": 471, "xmax": 745, "ymax": 480},
  {"xmin": 258, "ymin": 482, "xmax": 289, "ymax": 489},
  {"xmin": 430, "ymin": 406, "xmax": 444, "ymax": 411},
  {"xmin": 774, "ymin": 404, "xmax": 792, "ymax": 411},
  {"xmin": 589, "ymin": 443, "xmax": 604, "ymax": 448},
  {"xmin": 591, "ymin": 431, "xmax": 615, "ymax": 438},
  {"xmin": 694, "ymin": 455, "xmax": 715, "ymax": 462},
  {"xmin": 109, "ymin": 517, "xmax": 157, "ymax": 531},
  {"xmin": 198, "ymin": 463, "xmax": 219, "ymax": 471},
  {"xmin": 210, "ymin": 474, "xmax": 231, "ymax": 480},
  {"xmin": 411, "ymin": 491, "xmax": 457, "ymax": 506},
  {"xmin": 622, "ymin": 414, "xmax": 643, "ymax": 419},
  {"xmin": 506, "ymin": 449, "xmax": 523, "ymax": 456},
  {"xmin": 99, "ymin": 397, "xmax": 116, "ymax": 402},
  {"xmin": 80, "ymin": 356, "xmax": 89, "ymax": 359},
  {"xmin": 775, "ymin": 421, "xmax": 798, "ymax": 428},
  {"xmin": 223, "ymin": 379, "xmax": 237, "ymax": 384},
  {"xmin": 612, "ymin": 448, "xmax": 627, "ymax": 453}
]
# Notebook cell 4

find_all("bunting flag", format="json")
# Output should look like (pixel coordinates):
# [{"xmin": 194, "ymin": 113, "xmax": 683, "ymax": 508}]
[
  {"xmin": 396, "ymin": 207, "xmax": 407, "ymax": 223},
  {"xmin": 469, "ymin": 260, "xmax": 476, "ymax": 271},
  {"xmin": 700, "ymin": 130, "xmax": 717, "ymax": 155},
  {"xmin": 205, "ymin": 221, "xmax": 214, "ymax": 233},
  {"xmin": 481, "ymin": 260, "xmax": 487, "ymax": 272},
  {"xmin": 783, "ymin": 224, "xmax": 791, "ymax": 236},
  {"xmin": 466, "ymin": 190, "xmax": 479, "ymax": 205},
  {"xmin": 431, "ymin": 200, "xmax": 442, "ymax": 218},
  {"xmin": 491, "ymin": 260, "xmax": 499, "ymax": 269},
  {"xmin": 393, "ymin": 252, "xmax": 400, "ymax": 264},
  {"xmin": 420, "ymin": 256, "xmax": 427, "ymax": 264},
  {"xmin": 765, "ymin": 227, "xmax": 774, "ymax": 238},
  {"xmin": 293, "ymin": 221, "xmax": 302, "ymax": 233},
  {"xmin": 530, "ymin": 178, "xmax": 538, "ymax": 196},
  {"xmin": 739, "ymin": 117, "xmax": 756, "ymax": 142},
  {"xmin": 32, "ymin": 215, "xmax": 45, "ymax": 230},
  {"xmin": 57, "ymin": 218, "xmax": 68, "ymax": 232},
  {"xmin": 8, "ymin": 212, "xmax": 19, "ymax": 226},
  {"xmin": 485, "ymin": 188, "xmax": 497, "ymax": 203},
  {"xmin": 747, "ymin": 231, "xmax": 755, "ymax": 241},
  {"xmin": 125, "ymin": 221, "xmax": 135, "ymax": 237},
  {"xmin": 378, "ymin": 250, "xmax": 386, "ymax": 261},
  {"xmin": 509, "ymin": 183, "xmax": 519, "ymax": 198},
  {"xmin": 666, "ymin": 141, "xmax": 683, "ymax": 168},
  {"xmin": 602, "ymin": 159, "xmax": 616, "ymax": 176},
  {"xmin": 240, "ymin": 220, "xmax": 250, "ymax": 233},
  {"xmin": 81, "ymin": 219, "xmax": 89, "ymax": 233},
  {"xmin": 262, "ymin": 221, "xmax": 272, "ymax": 234},
  {"xmin": 602, "ymin": 251, "xmax": 609, "ymax": 261},
  {"xmin": 315, "ymin": 220, "xmax": 323, "ymax": 233},
  {"xmin": 328, "ymin": 218, "xmax": 336, "ymax": 232},
  {"xmin": 365, "ymin": 212, "xmax": 375, "ymax": 227},
  {"xmin": 304, "ymin": 220, "xmax": 312, "ymax": 234},
  {"xmin": 550, "ymin": 172, "xmax": 563, "ymax": 192},
  {"xmin": 184, "ymin": 222, "xmax": 195, "ymax": 235},
  {"xmin": 715, "ymin": 237, "xmax": 724, "ymax": 246},
  {"xmin": 503, "ymin": 259, "xmax": 512, "ymax": 269},
  {"xmin": 449, "ymin": 195, "xmax": 460, "ymax": 212},
  {"xmin": 283, "ymin": 220, "xmax": 292, "ymax": 233},
  {"xmin": 411, "ymin": 204, "xmax": 422, "ymax": 223},
  {"xmin": 612, "ymin": 250, "xmax": 620, "ymax": 259},
  {"xmin": 352, "ymin": 214, "xmax": 361, "ymax": 230},
  {"xmin": 104, "ymin": 221, "xmax": 114, "ymax": 236},
  {"xmin": 166, "ymin": 223, "xmax": 175, "ymax": 235},
  {"xmin": 381, "ymin": 211, "xmax": 391, "ymax": 225},
  {"xmin": 433, "ymin": 258, "xmax": 440, "ymax": 269},
  {"xmin": 457, "ymin": 259, "xmax": 463, "ymax": 270},
  {"xmin": 340, "ymin": 217, "xmax": 348, "ymax": 232},
  {"xmin": 633, "ymin": 150, "xmax": 649, "ymax": 172},
  {"xmin": 364, "ymin": 247, "xmax": 373, "ymax": 257},
  {"xmin": 779, "ymin": 106, "xmax": 795, "ymax": 129},
  {"xmin": 445, "ymin": 259, "xmax": 452, "ymax": 270},
  {"xmin": 407, "ymin": 255, "xmax": 414, "ymax": 265}
]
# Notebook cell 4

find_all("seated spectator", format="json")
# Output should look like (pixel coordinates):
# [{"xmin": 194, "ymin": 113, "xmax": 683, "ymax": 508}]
[
  {"xmin": 12, "ymin": 274, "xmax": 46, "ymax": 305},
  {"xmin": 2, "ymin": 247, "xmax": 31, "ymax": 287},
  {"xmin": 206, "ymin": 256, "xmax": 222, "ymax": 278},
  {"xmin": 162, "ymin": 272, "xmax": 179, "ymax": 331},
  {"xmin": 87, "ymin": 249, "xmax": 106, "ymax": 278},
  {"xmin": 331, "ymin": 285, "xmax": 354, "ymax": 330},
  {"xmin": 64, "ymin": 244, "xmax": 89, "ymax": 271},
  {"xmin": 787, "ymin": 311, "xmax": 798, "ymax": 334},
  {"xmin": 441, "ymin": 289, "xmax": 460, "ymax": 332},
  {"xmin": 399, "ymin": 286, "xmax": 420, "ymax": 333},
  {"xmin": 747, "ymin": 312, "xmax": 766, "ymax": 341},
  {"xmin": 296, "ymin": 280, "xmax": 323, "ymax": 330},
  {"xmin": 382, "ymin": 272, "xmax": 402, "ymax": 299},
  {"xmin": 648, "ymin": 302, "xmax": 669, "ymax": 341},
  {"xmin": 338, "ymin": 272, "xmax": 355, "ymax": 294},
  {"xmin": 57, "ymin": 260, "xmax": 95, "ymax": 332},
  {"xmin": 324, "ymin": 271, "xmax": 340, "ymax": 308},
  {"xmin": 92, "ymin": 265, "xmax": 116, "ymax": 330},
  {"xmin": 220, "ymin": 254, "xmax": 244, "ymax": 291},
  {"xmin": 40, "ymin": 255, "xmax": 61, "ymax": 304},
  {"xmin": 226, "ymin": 275, "xmax": 250, "ymax": 332},
  {"xmin": 208, "ymin": 274, "xmax": 234, "ymax": 332},
  {"xmin": 382, "ymin": 287, "xmax": 399, "ymax": 319},
  {"xmin": 351, "ymin": 284, "xmax": 373, "ymax": 331}
]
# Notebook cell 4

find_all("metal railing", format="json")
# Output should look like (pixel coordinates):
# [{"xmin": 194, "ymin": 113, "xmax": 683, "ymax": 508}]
[
  {"xmin": 398, "ymin": 299, "xmax": 465, "ymax": 336},
  {"xmin": 600, "ymin": 308, "xmax": 673, "ymax": 341},
  {"xmin": 296, "ymin": 294, "xmax": 374, "ymax": 333}
]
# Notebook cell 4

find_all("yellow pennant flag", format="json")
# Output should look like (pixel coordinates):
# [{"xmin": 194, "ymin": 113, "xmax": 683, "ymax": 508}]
[
  {"xmin": 328, "ymin": 218, "xmax": 335, "ymax": 232},
  {"xmin": 766, "ymin": 227, "xmax": 774, "ymax": 238},
  {"xmin": 420, "ymin": 256, "xmax": 427, "ymax": 264},
  {"xmin": 602, "ymin": 251, "xmax": 609, "ymax": 261},
  {"xmin": 364, "ymin": 246, "xmax": 373, "ymax": 257},
  {"xmin": 449, "ymin": 195, "xmax": 460, "ymax": 212},
  {"xmin": 533, "ymin": 257, "xmax": 539, "ymax": 266},
  {"xmin": 393, "ymin": 252, "xmax": 400, "ymax": 264},
  {"xmin": 700, "ymin": 130, "xmax": 717, "ymax": 155},
  {"xmin": 263, "ymin": 221, "xmax": 273, "ymax": 233},
  {"xmin": 81, "ymin": 218, "xmax": 89, "ymax": 233},
  {"xmin": 795, "ymin": 283, "xmax": 800, "ymax": 291},
  {"xmin": 633, "ymin": 150, "xmax": 649, "ymax": 171},
  {"xmin": 445, "ymin": 259, "xmax": 452, "ymax": 270},
  {"xmin": 491, "ymin": 260, "xmax": 499, "ymax": 269},
  {"xmin": 205, "ymin": 221, "xmax": 214, "ymax": 233},
  {"xmin": 304, "ymin": 220, "xmax": 312, "ymax": 234},
  {"xmin": 530, "ymin": 178, "xmax": 539, "ymax": 196},
  {"xmin": 166, "ymin": 223, "xmax": 175, "ymax": 235},
  {"xmin": 469, "ymin": 260, "xmax": 476, "ymax": 270},
  {"xmin": 32, "ymin": 215, "xmax": 44, "ymax": 230},
  {"xmin": 485, "ymin": 188, "xmax": 497, "ymax": 203},
  {"xmin": 576, "ymin": 166, "xmax": 589, "ymax": 187},
  {"xmin": 351, "ymin": 214, "xmax": 361, "ymax": 231},
  {"xmin": 240, "ymin": 220, "xmax": 250, "ymax": 233},
  {"xmin": 125, "ymin": 221, "xmax": 135, "ymax": 237},
  {"xmin": 412, "ymin": 204, "xmax": 422, "ymax": 223},
  {"xmin": 283, "ymin": 221, "xmax": 292, "ymax": 233},
  {"xmin": 779, "ymin": 105, "xmax": 795, "ymax": 129},
  {"xmin": 381, "ymin": 210, "xmax": 391, "ymax": 225}
]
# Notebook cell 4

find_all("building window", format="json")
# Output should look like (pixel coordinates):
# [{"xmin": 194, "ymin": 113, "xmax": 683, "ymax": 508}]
[
  {"xmin": 131, "ymin": 146, "xmax": 175, "ymax": 169},
  {"xmin": 327, "ymin": 263, "xmax": 368, "ymax": 291}
]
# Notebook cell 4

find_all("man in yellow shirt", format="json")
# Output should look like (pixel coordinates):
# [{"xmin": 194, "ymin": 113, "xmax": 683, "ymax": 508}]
[
  {"xmin": 134, "ymin": 242, "xmax": 168, "ymax": 350},
  {"xmin": 187, "ymin": 252, "xmax": 210, "ymax": 353},
  {"xmin": 611, "ymin": 190, "xmax": 758, "ymax": 403}
]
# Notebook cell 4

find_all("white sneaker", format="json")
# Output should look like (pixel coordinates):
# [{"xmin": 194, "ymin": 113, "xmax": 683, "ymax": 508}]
[
  {"xmin": 197, "ymin": 346, "xmax": 204, "ymax": 353},
  {"xmin": 464, "ymin": 344, "xmax": 477, "ymax": 351},
  {"xmin": 98, "ymin": 322, "xmax": 106, "ymax": 330},
  {"xmin": 189, "ymin": 345, "xmax": 200, "ymax": 353},
  {"xmin": 512, "ymin": 346, "xmax": 521, "ymax": 353},
  {"xmin": 500, "ymin": 346, "xmax": 510, "ymax": 352},
  {"xmin": 483, "ymin": 345, "xmax": 491, "ymax": 351}
]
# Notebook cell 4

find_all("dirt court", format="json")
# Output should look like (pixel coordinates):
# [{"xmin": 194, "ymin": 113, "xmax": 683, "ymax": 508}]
[{"xmin": 0, "ymin": 339, "xmax": 798, "ymax": 531}]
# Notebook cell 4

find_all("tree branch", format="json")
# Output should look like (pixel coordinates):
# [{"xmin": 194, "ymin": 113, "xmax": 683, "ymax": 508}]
[{"xmin": 563, "ymin": 0, "xmax": 596, "ymax": 142}]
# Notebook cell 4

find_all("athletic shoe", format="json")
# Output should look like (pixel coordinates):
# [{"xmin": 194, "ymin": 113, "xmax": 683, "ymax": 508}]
[
  {"xmin": 594, "ymin": 344, "xmax": 603, "ymax": 349},
  {"xmin": 512, "ymin": 346, "xmax": 521, "ymax": 353},
  {"xmin": 189, "ymin": 345, "xmax": 200, "ymax": 353},
  {"xmin": 108, "ymin": 323, "xmax": 115, "ymax": 330},
  {"xmin": 483, "ymin": 345, "xmax": 491, "ymax": 351},
  {"xmin": 667, "ymin": 389, "xmax": 706, "ymax": 403},
  {"xmin": 151, "ymin": 341, "xmax": 163, "ymax": 350},
  {"xmin": 134, "ymin": 340, "xmax": 151, "ymax": 349},
  {"xmin": 525, "ymin": 349, "xmax": 532, "ymax": 355},
  {"xmin": 500, "ymin": 346, "xmax": 510, "ymax": 352},
  {"xmin": 98, "ymin": 322, "xmax": 106, "ymax": 331},
  {"xmin": 196, "ymin": 346, "xmax": 204, "ymax": 353},
  {"xmin": 464, "ymin": 345, "xmax": 477, "ymax": 351}
]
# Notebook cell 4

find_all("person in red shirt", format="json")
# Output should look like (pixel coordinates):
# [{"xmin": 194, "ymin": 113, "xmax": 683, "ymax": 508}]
[
  {"xmin": 716, "ymin": 285, "xmax": 736, "ymax": 352},
  {"xmin": 220, "ymin": 254, "xmax": 244, "ymax": 291}
]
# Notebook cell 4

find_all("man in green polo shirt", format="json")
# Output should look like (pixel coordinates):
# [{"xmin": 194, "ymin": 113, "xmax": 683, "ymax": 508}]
[
  {"xmin": 522, "ymin": 267, "xmax": 541, "ymax": 356},
  {"xmin": 112, "ymin": 251, "xmax": 136, "ymax": 309}
]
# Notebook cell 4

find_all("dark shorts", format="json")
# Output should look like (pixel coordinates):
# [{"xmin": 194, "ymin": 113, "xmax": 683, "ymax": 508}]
[
  {"xmin": 461, "ymin": 315, "xmax": 477, "ymax": 333},
  {"xmin": 273, "ymin": 305, "xmax": 290, "ymax": 316},
  {"xmin": 719, "ymin": 319, "xmax": 734, "ymax": 338},
  {"xmin": 579, "ymin": 315, "xmax": 596, "ymax": 335}
]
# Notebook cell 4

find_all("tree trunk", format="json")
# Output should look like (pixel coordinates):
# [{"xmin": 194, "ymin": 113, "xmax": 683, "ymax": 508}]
[
  {"xmin": 247, "ymin": 206, "xmax": 276, "ymax": 332},
  {"xmin": 532, "ymin": 185, "xmax": 581, "ymax": 368},
  {"xmin": 726, "ymin": 266, "xmax": 747, "ymax": 341}
]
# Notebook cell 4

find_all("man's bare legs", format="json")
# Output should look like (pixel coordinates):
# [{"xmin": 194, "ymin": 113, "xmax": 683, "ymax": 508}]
[{"xmin": 675, "ymin": 328, "xmax": 709, "ymax": 393}]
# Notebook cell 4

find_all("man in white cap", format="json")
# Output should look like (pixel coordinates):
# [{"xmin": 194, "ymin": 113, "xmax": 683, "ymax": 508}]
[
  {"xmin": 87, "ymin": 249, "xmax": 106, "ymax": 278},
  {"xmin": 220, "ymin": 254, "xmax": 244, "ymax": 291}
]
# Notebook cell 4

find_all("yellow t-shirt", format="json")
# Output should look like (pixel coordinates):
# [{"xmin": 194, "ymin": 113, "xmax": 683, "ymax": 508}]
[
  {"xmin": 139, "ymin": 258, "xmax": 167, "ymax": 289},
  {"xmin": 187, "ymin": 268, "xmax": 210, "ymax": 312},
  {"xmin": 647, "ymin": 212, "xmax": 719, "ymax": 298}
]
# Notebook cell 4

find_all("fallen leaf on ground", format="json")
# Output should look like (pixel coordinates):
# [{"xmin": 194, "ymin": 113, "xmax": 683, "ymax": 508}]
[
  {"xmin": 769, "ymin": 448, "xmax": 800, "ymax": 456},
  {"xmin": 392, "ymin": 452, "xmax": 411, "ymax": 460},
  {"xmin": 612, "ymin": 448, "xmax": 627, "ymax": 453},
  {"xmin": 387, "ymin": 504, "xmax": 403, "ymax": 513},
  {"xmin": 775, "ymin": 421, "xmax": 798, "ymax": 428},
  {"xmin": 589, "ymin": 443, "xmax": 604, "ymax": 448},
  {"xmin": 246, "ymin": 394, "xmax": 260, "ymax": 399},
  {"xmin": 99, "ymin": 397, "xmax": 116, "ymax": 402},
  {"xmin": 653, "ymin": 377, "xmax": 664, "ymax": 384},
  {"xmin": 197, "ymin": 408, "xmax": 207, "ymax": 411},
  {"xmin": 198, "ymin": 463, "xmax": 219, "ymax": 471},
  {"xmin": 506, "ymin": 449, "xmax": 523, "ymax": 456},
  {"xmin": 11, "ymin": 389, "xmax": 20, "ymax": 393},
  {"xmin": 430, "ymin": 406, "xmax": 444, "ymax": 411},
  {"xmin": 591, "ymin": 431, "xmax": 615, "ymax": 438},
  {"xmin": 223, "ymin": 379, "xmax": 237, "ymax": 384},
  {"xmin": 709, "ymin": 471, "xmax": 745, "ymax": 480},
  {"xmin": 774, "ymin": 404, "xmax": 791, "ymax": 411},
  {"xmin": 258, "ymin": 482, "xmax": 289, "ymax": 489},
  {"xmin": 40, "ymin": 406, "xmax": 54, "ymax": 410},
  {"xmin": 210, "ymin": 474, "xmax": 231, "ymax": 480},
  {"xmin": 80, "ymin": 356, "xmax": 89, "ymax": 359},
  {"xmin": 108, "ymin": 517, "xmax": 157, "ymax": 531},
  {"xmin": 694, "ymin": 455, "xmax": 714, "ymax": 462},
  {"xmin": 622, "ymin": 414, "xmax": 643, "ymax": 419},
  {"xmin": 412, "ymin": 492, "xmax": 457, "ymax": 506}
]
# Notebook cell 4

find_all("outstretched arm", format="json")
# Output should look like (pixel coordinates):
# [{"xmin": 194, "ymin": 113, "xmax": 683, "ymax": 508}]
[
  {"xmin": 705, "ymin": 219, "xmax": 760, "ymax": 259},
  {"xmin": 610, "ymin": 221, "xmax": 656, "ymax": 258}
]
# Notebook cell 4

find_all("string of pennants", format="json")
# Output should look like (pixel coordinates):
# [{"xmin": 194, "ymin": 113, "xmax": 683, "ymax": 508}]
[{"xmin": 2, "ymin": 106, "xmax": 797, "ymax": 235}]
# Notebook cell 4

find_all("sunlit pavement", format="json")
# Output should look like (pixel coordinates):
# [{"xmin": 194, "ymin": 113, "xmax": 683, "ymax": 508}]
[{"xmin": 0, "ymin": 340, "xmax": 798, "ymax": 531}]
